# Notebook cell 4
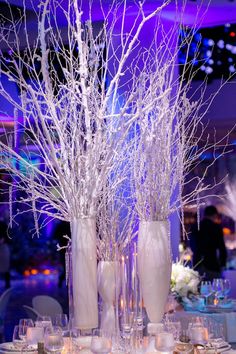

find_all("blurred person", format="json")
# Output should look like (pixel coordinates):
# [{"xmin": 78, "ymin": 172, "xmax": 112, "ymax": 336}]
[
  {"xmin": 0, "ymin": 221, "xmax": 11, "ymax": 288},
  {"xmin": 190, "ymin": 205, "xmax": 227, "ymax": 281}
]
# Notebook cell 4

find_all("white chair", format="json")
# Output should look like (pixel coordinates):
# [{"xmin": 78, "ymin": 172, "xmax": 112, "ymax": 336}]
[
  {"xmin": 23, "ymin": 305, "xmax": 41, "ymax": 321},
  {"xmin": 0, "ymin": 288, "xmax": 12, "ymax": 341},
  {"xmin": 32, "ymin": 295, "xmax": 63, "ymax": 317}
]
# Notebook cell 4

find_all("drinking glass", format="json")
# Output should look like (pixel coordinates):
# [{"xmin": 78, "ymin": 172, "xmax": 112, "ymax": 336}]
[
  {"xmin": 44, "ymin": 326, "xmax": 64, "ymax": 353},
  {"xmin": 189, "ymin": 326, "xmax": 209, "ymax": 346},
  {"xmin": 200, "ymin": 281, "xmax": 212, "ymax": 306},
  {"xmin": 222, "ymin": 279, "xmax": 231, "ymax": 300},
  {"xmin": 18, "ymin": 325, "xmax": 28, "ymax": 342},
  {"xmin": 212, "ymin": 279, "xmax": 224, "ymax": 303},
  {"xmin": 175, "ymin": 342, "xmax": 193, "ymax": 354},
  {"xmin": 36, "ymin": 315, "xmax": 52, "ymax": 330},
  {"xmin": 26, "ymin": 326, "xmax": 44, "ymax": 347},
  {"xmin": 165, "ymin": 321, "xmax": 181, "ymax": 341},
  {"xmin": 19, "ymin": 318, "xmax": 34, "ymax": 328},
  {"xmin": 53, "ymin": 314, "xmax": 69, "ymax": 335},
  {"xmin": 155, "ymin": 332, "xmax": 175, "ymax": 352},
  {"xmin": 12, "ymin": 325, "xmax": 27, "ymax": 349},
  {"xmin": 90, "ymin": 329, "xmax": 112, "ymax": 354}
]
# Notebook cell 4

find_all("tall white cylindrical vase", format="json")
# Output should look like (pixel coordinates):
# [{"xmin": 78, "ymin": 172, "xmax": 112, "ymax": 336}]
[
  {"xmin": 71, "ymin": 218, "xmax": 98, "ymax": 329},
  {"xmin": 97, "ymin": 261, "xmax": 116, "ymax": 335},
  {"xmin": 138, "ymin": 220, "xmax": 172, "ymax": 323}
]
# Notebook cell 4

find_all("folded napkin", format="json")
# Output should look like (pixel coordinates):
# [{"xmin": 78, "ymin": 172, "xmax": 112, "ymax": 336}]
[{"xmin": 208, "ymin": 338, "xmax": 229, "ymax": 349}]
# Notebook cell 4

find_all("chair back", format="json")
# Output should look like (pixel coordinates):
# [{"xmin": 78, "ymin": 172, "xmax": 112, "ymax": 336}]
[
  {"xmin": 32, "ymin": 295, "xmax": 63, "ymax": 317},
  {"xmin": 23, "ymin": 305, "xmax": 41, "ymax": 322}
]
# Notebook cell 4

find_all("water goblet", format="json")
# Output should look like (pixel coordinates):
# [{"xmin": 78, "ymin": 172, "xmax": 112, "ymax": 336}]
[
  {"xmin": 19, "ymin": 318, "xmax": 34, "ymax": 328},
  {"xmin": 212, "ymin": 279, "xmax": 224, "ymax": 304},
  {"xmin": 165, "ymin": 321, "xmax": 181, "ymax": 341},
  {"xmin": 44, "ymin": 326, "xmax": 64, "ymax": 353},
  {"xmin": 53, "ymin": 314, "xmax": 69, "ymax": 336},
  {"xmin": 222, "ymin": 279, "xmax": 231, "ymax": 300},
  {"xmin": 12, "ymin": 325, "xmax": 27, "ymax": 350},
  {"xmin": 200, "ymin": 281, "xmax": 212, "ymax": 306},
  {"xmin": 36, "ymin": 315, "xmax": 52, "ymax": 331},
  {"xmin": 90, "ymin": 329, "xmax": 112, "ymax": 354}
]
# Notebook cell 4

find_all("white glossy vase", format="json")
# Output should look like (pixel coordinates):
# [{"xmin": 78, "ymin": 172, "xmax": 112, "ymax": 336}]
[
  {"xmin": 138, "ymin": 220, "xmax": 172, "ymax": 323},
  {"xmin": 71, "ymin": 218, "xmax": 98, "ymax": 329},
  {"xmin": 97, "ymin": 261, "xmax": 116, "ymax": 335}
]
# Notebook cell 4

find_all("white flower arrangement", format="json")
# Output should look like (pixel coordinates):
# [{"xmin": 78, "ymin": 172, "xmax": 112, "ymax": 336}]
[{"xmin": 171, "ymin": 262, "xmax": 200, "ymax": 298}]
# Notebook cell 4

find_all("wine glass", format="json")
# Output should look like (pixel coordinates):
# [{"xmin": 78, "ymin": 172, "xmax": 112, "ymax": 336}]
[
  {"xmin": 19, "ymin": 318, "xmax": 34, "ymax": 328},
  {"xmin": 18, "ymin": 325, "xmax": 29, "ymax": 343},
  {"xmin": 44, "ymin": 326, "xmax": 64, "ymax": 353},
  {"xmin": 53, "ymin": 314, "xmax": 69, "ymax": 336},
  {"xmin": 212, "ymin": 279, "xmax": 224, "ymax": 304},
  {"xmin": 222, "ymin": 279, "xmax": 231, "ymax": 301},
  {"xmin": 90, "ymin": 329, "xmax": 112, "ymax": 354},
  {"xmin": 12, "ymin": 325, "xmax": 27, "ymax": 349},
  {"xmin": 200, "ymin": 281, "xmax": 212, "ymax": 306},
  {"xmin": 165, "ymin": 321, "xmax": 181, "ymax": 341},
  {"xmin": 35, "ymin": 315, "xmax": 52, "ymax": 330}
]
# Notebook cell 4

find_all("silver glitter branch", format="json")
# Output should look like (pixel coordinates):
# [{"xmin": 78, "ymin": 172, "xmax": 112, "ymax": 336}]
[
  {"xmin": 0, "ymin": 0, "xmax": 171, "ymax": 236},
  {"xmin": 0, "ymin": 0, "xmax": 231, "ymax": 247}
]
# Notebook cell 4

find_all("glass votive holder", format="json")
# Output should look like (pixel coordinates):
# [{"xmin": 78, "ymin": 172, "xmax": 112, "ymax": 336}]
[
  {"xmin": 175, "ymin": 342, "xmax": 193, "ymax": 354},
  {"xmin": 155, "ymin": 332, "xmax": 175, "ymax": 353},
  {"xmin": 26, "ymin": 326, "xmax": 44, "ymax": 347},
  {"xmin": 189, "ymin": 326, "xmax": 209, "ymax": 345},
  {"xmin": 44, "ymin": 326, "xmax": 64, "ymax": 354}
]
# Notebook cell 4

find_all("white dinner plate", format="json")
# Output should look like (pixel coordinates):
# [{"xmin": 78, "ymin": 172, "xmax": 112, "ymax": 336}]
[{"xmin": 0, "ymin": 342, "xmax": 37, "ymax": 353}]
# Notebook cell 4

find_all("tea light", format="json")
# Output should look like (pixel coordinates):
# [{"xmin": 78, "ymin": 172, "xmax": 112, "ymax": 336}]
[{"xmin": 189, "ymin": 327, "xmax": 208, "ymax": 345}]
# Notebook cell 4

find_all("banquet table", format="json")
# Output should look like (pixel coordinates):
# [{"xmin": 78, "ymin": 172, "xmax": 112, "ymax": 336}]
[{"xmin": 175, "ymin": 308, "xmax": 236, "ymax": 344}]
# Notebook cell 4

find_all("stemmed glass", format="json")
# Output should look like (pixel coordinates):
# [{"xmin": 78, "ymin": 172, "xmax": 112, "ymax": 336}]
[
  {"xmin": 212, "ymin": 279, "xmax": 224, "ymax": 305},
  {"xmin": 53, "ymin": 314, "xmax": 69, "ymax": 336},
  {"xmin": 90, "ymin": 329, "xmax": 112, "ymax": 354},
  {"xmin": 19, "ymin": 319, "xmax": 34, "ymax": 328},
  {"xmin": 200, "ymin": 281, "xmax": 212, "ymax": 306},
  {"xmin": 222, "ymin": 279, "xmax": 231, "ymax": 301},
  {"xmin": 12, "ymin": 325, "xmax": 28, "ymax": 350},
  {"xmin": 44, "ymin": 326, "xmax": 64, "ymax": 353},
  {"xmin": 165, "ymin": 321, "xmax": 181, "ymax": 341},
  {"xmin": 35, "ymin": 315, "xmax": 52, "ymax": 330}
]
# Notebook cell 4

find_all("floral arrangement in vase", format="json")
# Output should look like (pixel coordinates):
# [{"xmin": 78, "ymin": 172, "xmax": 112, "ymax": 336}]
[{"xmin": 171, "ymin": 262, "xmax": 200, "ymax": 299}]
